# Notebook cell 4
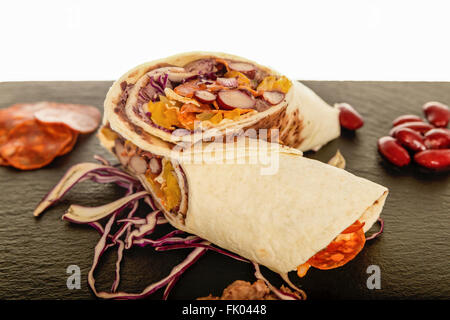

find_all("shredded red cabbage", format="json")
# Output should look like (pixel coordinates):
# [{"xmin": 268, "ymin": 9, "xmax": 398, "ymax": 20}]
[
  {"xmin": 149, "ymin": 73, "xmax": 169, "ymax": 95},
  {"xmin": 34, "ymin": 156, "xmax": 307, "ymax": 300},
  {"xmin": 366, "ymin": 218, "xmax": 385, "ymax": 241},
  {"xmin": 33, "ymin": 161, "xmax": 141, "ymax": 217},
  {"xmin": 155, "ymin": 242, "xmax": 250, "ymax": 263},
  {"xmin": 93, "ymin": 155, "xmax": 111, "ymax": 166},
  {"xmin": 252, "ymin": 262, "xmax": 303, "ymax": 300},
  {"xmin": 182, "ymin": 72, "xmax": 217, "ymax": 84}
]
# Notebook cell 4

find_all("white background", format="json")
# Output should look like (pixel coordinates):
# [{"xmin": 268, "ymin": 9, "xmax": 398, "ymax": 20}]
[{"xmin": 1, "ymin": 0, "xmax": 449, "ymax": 81}]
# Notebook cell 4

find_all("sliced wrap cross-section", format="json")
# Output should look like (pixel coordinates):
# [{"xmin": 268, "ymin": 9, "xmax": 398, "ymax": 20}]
[{"xmin": 103, "ymin": 51, "xmax": 340, "ymax": 152}]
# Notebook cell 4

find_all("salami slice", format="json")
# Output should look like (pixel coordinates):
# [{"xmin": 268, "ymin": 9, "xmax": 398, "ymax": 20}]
[
  {"xmin": 1, "ymin": 104, "xmax": 45, "ymax": 162},
  {"xmin": 341, "ymin": 220, "xmax": 365, "ymax": 234},
  {"xmin": 0, "ymin": 120, "xmax": 73, "ymax": 170},
  {"xmin": 34, "ymin": 102, "xmax": 101, "ymax": 133},
  {"xmin": 307, "ymin": 221, "xmax": 366, "ymax": 270},
  {"xmin": 58, "ymin": 131, "xmax": 79, "ymax": 156},
  {"xmin": 0, "ymin": 103, "xmax": 45, "ymax": 144},
  {"xmin": 0, "ymin": 155, "xmax": 9, "ymax": 166}
]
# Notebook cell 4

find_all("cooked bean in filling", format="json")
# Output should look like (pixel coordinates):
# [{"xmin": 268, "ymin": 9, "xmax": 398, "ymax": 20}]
[{"xmin": 105, "ymin": 129, "xmax": 182, "ymax": 213}]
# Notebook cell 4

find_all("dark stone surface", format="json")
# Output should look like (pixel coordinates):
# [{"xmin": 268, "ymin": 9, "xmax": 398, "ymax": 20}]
[{"xmin": 0, "ymin": 81, "xmax": 448, "ymax": 300}]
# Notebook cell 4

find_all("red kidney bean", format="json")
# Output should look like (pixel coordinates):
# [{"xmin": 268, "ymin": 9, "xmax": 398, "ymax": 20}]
[
  {"xmin": 129, "ymin": 155, "xmax": 148, "ymax": 174},
  {"xmin": 390, "ymin": 121, "xmax": 434, "ymax": 136},
  {"xmin": 395, "ymin": 128, "xmax": 426, "ymax": 152},
  {"xmin": 378, "ymin": 136, "xmax": 411, "ymax": 167},
  {"xmin": 336, "ymin": 103, "xmax": 364, "ymax": 130},
  {"xmin": 392, "ymin": 114, "xmax": 423, "ymax": 127},
  {"xmin": 423, "ymin": 101, "xmax": 449, "ymax": 127},
  {"xmin": 414, "ymin": 149, "xmax": 450, "ymax": 170},
  {"xmin": 114, "ymin": 139, "xmax": 129, "ymax": 166},
  {"xmin": 424, "ymin": 128, "xmax": 450, "ymax": 149}
]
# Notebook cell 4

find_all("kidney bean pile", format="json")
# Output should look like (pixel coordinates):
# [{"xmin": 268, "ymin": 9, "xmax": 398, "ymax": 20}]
[{"xmin": 377, "ymin": 101, "xmax": 450, "ymax": 170}]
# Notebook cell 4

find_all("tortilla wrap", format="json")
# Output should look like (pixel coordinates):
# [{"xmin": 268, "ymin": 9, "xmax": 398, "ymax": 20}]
[
  {"xmin": 98, "ymin": 128, "xmax": 388, "ymax": 274},
  {"xmin": 103, "ymin": 51, "xmax": 340, "ymax": 152}
]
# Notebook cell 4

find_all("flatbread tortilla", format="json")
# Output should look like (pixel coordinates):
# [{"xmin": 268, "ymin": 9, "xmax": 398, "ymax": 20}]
[{"xmin": 99, "ymin": 130, "xmax": 388, "ymax": 273}]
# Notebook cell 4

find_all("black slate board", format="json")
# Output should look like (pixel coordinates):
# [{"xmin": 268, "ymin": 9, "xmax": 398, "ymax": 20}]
[{"xmin": 0, "ymin": 81, "xmax": 449, "ymax": 300}]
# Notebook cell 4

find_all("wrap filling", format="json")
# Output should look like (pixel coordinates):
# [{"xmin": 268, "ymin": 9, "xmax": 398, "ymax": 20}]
[{"xmin": 131, "ymin": 58, "xmax": 292, "ymax": 132}]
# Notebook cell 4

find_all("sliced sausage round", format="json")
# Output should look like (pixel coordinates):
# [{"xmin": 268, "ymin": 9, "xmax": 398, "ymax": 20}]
[
  {"xmin": 262, "ymin": 91, "xmax": 285, "ymax": 105},
  {"xmin": 194, "ymin": 90, "xmax": 217, "ymax": 104},
  {"xmin": 216, "ymin": 77, "xmax": 238, "ymax": 88},
  {"xmin": 228, "ymin": 62, "xmax": 256, "ymax": 79},
  {"xmin": 217, "ymin": 90, "xmax": 256, "ymax": 110},
  {"xmin": 184, "ymin": 59, "xmax": 216, "ymax": 74}
]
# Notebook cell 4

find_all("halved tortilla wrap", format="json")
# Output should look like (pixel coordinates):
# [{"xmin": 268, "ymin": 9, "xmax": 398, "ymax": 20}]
[
  {"xmin": 98, "ymin": 127, "xmax": 388, "ymax": 274},
  {"xmin": 103, "ymin": 51, "xmax": 340, "ymax": 152}
]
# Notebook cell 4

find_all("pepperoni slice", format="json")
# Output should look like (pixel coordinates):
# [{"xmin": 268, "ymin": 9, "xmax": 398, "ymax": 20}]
[
  {"xmin": 34, "ymin": 102, "xmax": 101, "ymax": 133},
  {"xmin": 0, "ymin": 119, "xmax": 73, "ymax": 170},
  {"xmin": 307, "ymin": 220, "xmax": 366, "ymax": 270}
]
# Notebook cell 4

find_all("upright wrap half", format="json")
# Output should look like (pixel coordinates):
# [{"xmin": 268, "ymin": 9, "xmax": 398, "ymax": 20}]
[{"xmin": 103, "ymin": 52, "xmax": 340, "ymax": 152}]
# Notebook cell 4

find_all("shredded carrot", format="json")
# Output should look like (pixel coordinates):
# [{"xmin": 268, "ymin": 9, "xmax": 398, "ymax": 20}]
[
  {"xmin": 215, "ymin": 58, "xmax": 230, "ymax": 72},
  {"xmin": 177, "ymin": 111, "xmax": 197, "ymax": 130},
  {"xmin": 180, "ymin": 103, "xmax": 212, "ymax": 113},
  {"xmin": 238, "ymin": 86, "xmax": 261, "ymax": 97},
  {"xmin": 206, "ymin": 84, "xmax": 228, "ymax": 92},
  {"xmin": 177, "ymin": 103, "xmax": 214, "ymax": 130},
  {"xmin": 205, "ymin": 82, "xmax": 260, "ymax": 98},
  {"xmin": 173, "ymin": 81, "xmax": 205, "ymax": 98}
]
